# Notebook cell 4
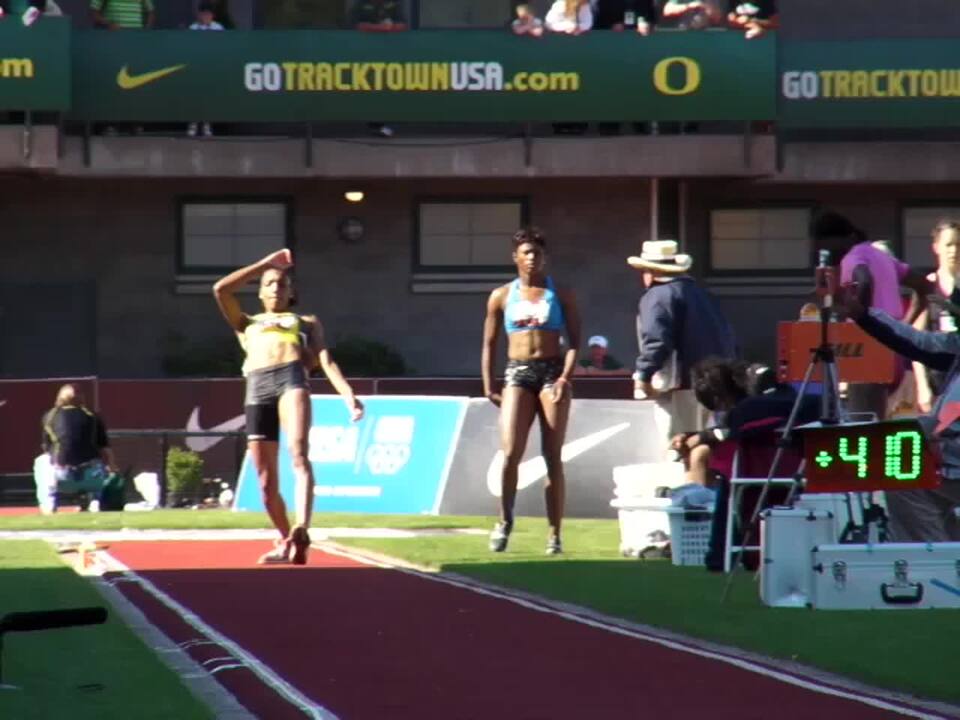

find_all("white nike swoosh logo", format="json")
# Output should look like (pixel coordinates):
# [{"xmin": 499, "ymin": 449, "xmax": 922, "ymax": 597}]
[
  {"xmin": 486, "ymin": 422, "xmax": 631, "ymax": 497},
  {"xmin": 185, "ymin": 407, "xmax": 246, "ymax": 452}
]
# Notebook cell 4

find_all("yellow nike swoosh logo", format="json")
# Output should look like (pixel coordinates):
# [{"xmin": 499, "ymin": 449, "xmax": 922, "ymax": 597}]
[{"xmin": 116, "ymin": 64, "xmax": 187, "ymax": 90}]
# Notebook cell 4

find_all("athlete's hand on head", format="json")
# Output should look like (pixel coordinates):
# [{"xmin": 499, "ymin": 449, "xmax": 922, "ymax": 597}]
[{"xmin": 264, "ymin": 249, "xmax": 293, "ymax": 269}]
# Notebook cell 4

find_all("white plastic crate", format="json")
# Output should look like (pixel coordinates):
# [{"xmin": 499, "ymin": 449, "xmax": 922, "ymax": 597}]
[
  {"xmin": 666, "ymin": 507, "xmax": 714, "ymax": 566},
  {"xmin": 610, "ymin": 498, "xmax": 713, "ymax": 566}
]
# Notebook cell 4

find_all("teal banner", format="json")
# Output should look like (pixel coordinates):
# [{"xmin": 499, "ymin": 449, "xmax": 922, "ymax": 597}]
[
  {"xmin": 0, "ymin": 18, "xmax": 71, "ymax": 111},
  {"xmin": 72, "ymin": 30, "xmax": 774, "ymax": 122},
  {"xmin": 780, "ymin": 39, "xmax": 960, "ymax": 128}
]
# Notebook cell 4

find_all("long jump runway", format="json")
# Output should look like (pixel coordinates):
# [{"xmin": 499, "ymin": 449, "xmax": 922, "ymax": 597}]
[{"xmin": 101, "ymin": 540, "xmax": 948, "ymax": 720}]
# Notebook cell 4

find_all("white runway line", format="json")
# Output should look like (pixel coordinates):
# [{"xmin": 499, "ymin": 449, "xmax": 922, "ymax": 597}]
[{"xmin": 97, "ymin": 550, "xmax": 340, "ymax": 720}]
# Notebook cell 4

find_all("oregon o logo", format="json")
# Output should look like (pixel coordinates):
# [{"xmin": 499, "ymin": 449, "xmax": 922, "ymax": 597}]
[{"xmin": 652, "ymin": 57, "xmax": 701, "ymax": 96}]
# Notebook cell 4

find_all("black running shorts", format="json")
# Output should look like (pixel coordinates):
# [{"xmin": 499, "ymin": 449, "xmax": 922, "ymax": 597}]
[{"xmin": 503, "ymin": 358, "xmax": 564, "ymax": 394}]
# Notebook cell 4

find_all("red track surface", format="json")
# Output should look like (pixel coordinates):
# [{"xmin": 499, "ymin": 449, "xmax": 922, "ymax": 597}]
[{"xmin": 107, "ymin": 541, "xmax": 931, "ymax": 720}]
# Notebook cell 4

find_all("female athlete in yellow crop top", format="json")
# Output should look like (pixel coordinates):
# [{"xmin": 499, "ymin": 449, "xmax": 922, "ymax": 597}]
[
  {"xmin": 481, "ymin": 227, "xmax": 582, "ymax": 555},
  {"xmin": 214, "ymin": 249, "xmax": 364, "ymax": 565}
]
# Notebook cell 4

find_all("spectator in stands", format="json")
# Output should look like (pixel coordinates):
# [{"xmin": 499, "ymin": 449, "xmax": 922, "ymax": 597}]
[
  {"xmin": 511, "ymin": 3, "xmax": 544, "ymax": 36},
  {"xmin": 187, "ymin": 1, "xmax": 224, "ymax": 138},
  {"xmin": 352, "ymin": 0, "xmax": 406, "ymax": 31},
  {"xmin": 35, "ymin": 384, "xmax": 115, "ymax": 515},
  {"xmin": 727, "ymin": 0, "xmax": 778, "ymax": 38},
  {"xmin": 914, "ymin": 220, "xmax": 960, "ymax": 412},
  {"xmin": 209, "ymin": 0, "xmax": 233, "ymax": 28},
  {"xmin": 91, "ymin": 0, "xmax": 154, "ymax": 29},
  {"xmin": 629, "ymin": 240, "xmax": 738, "ymax": 450},
  {"xmin": 657, "ymin": 0, "xmax": 723, "ymax": 30},
  {"xmin": 594, "ymin": 0, "xmax": 655, "ymax": 34},
  {"xmin": 0, "ymin": 0, "xmax": 58, "ymax": 25},
  {"xmin": 545, "ymin": 0, "xmax": 593, "ymax": 34},
  {"xmin": 575, "ymin": 335, "xmax": 629, "ymax": 376}
]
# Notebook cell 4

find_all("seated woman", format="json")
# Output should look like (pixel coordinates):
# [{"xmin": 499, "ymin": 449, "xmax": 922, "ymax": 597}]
[{"xmin": 673, "ymin": 358, "xmax": 819, "ymax": 570}]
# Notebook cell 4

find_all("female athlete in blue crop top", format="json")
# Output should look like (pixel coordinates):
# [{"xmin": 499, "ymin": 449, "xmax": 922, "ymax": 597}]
[
  {"xmin": 481, "ymin": 227, "xmax": 582, "ymax": 555},
  {"xmin": 214, "ymin": 249, "xmax": 364, "ymax": 565}
]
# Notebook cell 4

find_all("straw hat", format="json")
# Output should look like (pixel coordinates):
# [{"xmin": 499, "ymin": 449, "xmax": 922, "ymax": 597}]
[{"xmin": 626, "ymin": 240, "xmax": 693, "ymax": 274}]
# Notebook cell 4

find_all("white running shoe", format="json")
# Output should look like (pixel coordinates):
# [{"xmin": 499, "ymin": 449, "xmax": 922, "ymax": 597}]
[
  {"xmin": 257, "ymin": 540, "xmax": 291, "ymax": 565},
  {"xmin": 489, "ymin": 521, "xmax": 513, "ymax": 552}
]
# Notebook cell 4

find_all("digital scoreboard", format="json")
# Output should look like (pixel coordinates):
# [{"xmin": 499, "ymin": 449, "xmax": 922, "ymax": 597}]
[{"xmin": 799, "ymin": 419, "xmax": 941, "ymax": 493}]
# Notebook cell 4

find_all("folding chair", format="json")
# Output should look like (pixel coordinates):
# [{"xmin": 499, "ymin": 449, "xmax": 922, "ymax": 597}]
[{"xmin": 720, "ymin": 417, "xmax": 804, "ymax": 573}]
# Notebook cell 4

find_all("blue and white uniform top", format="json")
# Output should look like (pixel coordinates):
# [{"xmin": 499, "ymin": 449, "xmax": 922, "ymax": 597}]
[{"xmin": 504, "ymin": 277, "xmax": 565, "ymax": 334}]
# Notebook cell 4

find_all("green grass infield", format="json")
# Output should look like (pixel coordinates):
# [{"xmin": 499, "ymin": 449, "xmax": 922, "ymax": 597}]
[{"xmin": 0, "ymin": 540, "xmax": 214, "ymax": 720}]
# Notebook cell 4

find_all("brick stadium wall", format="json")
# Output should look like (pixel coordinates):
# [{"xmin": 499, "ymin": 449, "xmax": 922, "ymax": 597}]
[{"xmin": 0, "ymin": 176, "xmax": 651, "ymax": 379}]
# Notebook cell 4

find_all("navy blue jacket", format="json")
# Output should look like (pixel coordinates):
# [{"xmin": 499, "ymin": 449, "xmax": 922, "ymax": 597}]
[
  {"xmin": 858, "ymin": 308, "xmax": 960, "ymax": 480},
  {"xmin": 635, "ymin": 276, "xmax": 737, "ymax": 387}
]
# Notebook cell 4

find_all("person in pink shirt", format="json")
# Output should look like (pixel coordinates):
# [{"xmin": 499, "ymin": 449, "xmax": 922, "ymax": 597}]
[
  {"xmin": 811, "ymin": 211, "xmax": 929, "ymax": 323},
  {"xmin": 811, "ymin": 211, "xmax": 932, "ymax": 418}
]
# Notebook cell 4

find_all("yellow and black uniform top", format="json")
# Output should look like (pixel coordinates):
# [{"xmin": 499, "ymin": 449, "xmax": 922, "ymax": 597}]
[
  {"xmin": 240, "ymin": 312, "xmax": 311, "ymax": 374},
  {"xmin": 42, "ymin": 405, "xmax": 109, "ymax": 467}
]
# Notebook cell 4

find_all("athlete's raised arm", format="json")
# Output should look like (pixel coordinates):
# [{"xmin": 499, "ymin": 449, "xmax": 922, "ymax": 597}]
[{"xmin": 212, "ymin": 249, "xmax": 292, "ymax": 332}]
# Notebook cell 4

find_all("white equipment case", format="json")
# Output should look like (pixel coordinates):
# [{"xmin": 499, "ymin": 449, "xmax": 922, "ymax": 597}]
[
  {"xmin": 810, "ymin": 542, "xmax": 960, "ymax": 610},
  {"xmin": 759, "ymin": 507, "xmax": 837, "ymax": 607}
]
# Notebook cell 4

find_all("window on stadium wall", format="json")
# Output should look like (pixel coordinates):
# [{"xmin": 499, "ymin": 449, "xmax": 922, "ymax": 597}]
[
  {"xmin": 709, "ymin": 208, "xmax": 811, "ymax": 272},
  {"xmin": 416, "ymin": 199, "xmax": 524, "ymax": 270},
  {"xmin": 180, "ymin": 200, "xmax": 289, "ymax": 273},
  {"xmin": 259, "ymin": 0, "xmax": 347, "ymax": 28},
  {"xmin": 902, "ymin": 206, "xmax": 960, "ymax": 269}
]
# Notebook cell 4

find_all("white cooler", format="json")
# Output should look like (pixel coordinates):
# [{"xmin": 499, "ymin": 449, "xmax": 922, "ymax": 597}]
[
  {"xmin": 611, "ymin": 497, "xmax": 672, "ymax": 558},
  {"xmin": 760, "ymin": 506, "xmax": 836, "ymax": 608},
  {"xmin": 612, "ymin": 462, "xmax": 686, "ymax": 499}
]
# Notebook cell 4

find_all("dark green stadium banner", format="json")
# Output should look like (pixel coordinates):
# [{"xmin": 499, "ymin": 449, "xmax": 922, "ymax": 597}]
[
  {"xmin": 0, "ymin": 18, "xmax": 71, "ymax": 111},
  {"xmin": 72, "ymin": 30, "xmax": 774, "ymax": 122},
  {"xmin": 780, "ymin": 39, "xmax": 960, "ymax": 127}
]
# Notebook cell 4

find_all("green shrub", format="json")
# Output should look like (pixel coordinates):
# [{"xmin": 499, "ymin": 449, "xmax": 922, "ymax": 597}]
[
  {"xmin": 331, "ymin": 336, "xmax": 407, "ymax": 377},
  {"xmin": 165, "ymin": 447, "xmax": 204, "ymax": 504}
]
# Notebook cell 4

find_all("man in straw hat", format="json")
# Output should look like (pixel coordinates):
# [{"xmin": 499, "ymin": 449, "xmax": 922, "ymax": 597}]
[{"xmin": 628, "ymin": 240, "xmax": 738, "ymax": 447}]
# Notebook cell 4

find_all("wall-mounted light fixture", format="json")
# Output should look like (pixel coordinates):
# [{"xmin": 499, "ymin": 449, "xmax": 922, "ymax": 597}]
[{"xmin": 344, "ymin": 191, "xmax": 365, "ymax": 203}]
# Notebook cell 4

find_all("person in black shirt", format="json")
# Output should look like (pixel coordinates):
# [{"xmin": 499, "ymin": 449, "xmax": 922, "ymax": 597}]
[
  {"xmin": 37, "ymin": 384, "xmax": 115, "ymax": 513},
  {"xmin": 594, "ymin": 0, "xmax": 655, "ymax": 33}
]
